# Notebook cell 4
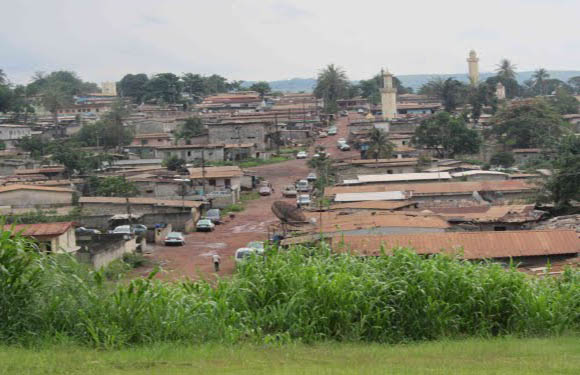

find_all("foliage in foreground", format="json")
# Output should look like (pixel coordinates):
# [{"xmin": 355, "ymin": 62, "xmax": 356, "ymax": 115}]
[{"xmin": 0, "ymin": 231, "xmax": 578, "ymax": 349}]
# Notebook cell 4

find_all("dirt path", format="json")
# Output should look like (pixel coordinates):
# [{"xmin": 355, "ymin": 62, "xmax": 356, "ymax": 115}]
[{"xmin": 139, "ymin": 116, "xmax": 354, "ymax": 281}]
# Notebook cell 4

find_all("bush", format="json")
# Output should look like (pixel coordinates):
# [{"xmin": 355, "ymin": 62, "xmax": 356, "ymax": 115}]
[{"xmin": 490, "ymin": 151, "xmax": 515, "ymax": 168}]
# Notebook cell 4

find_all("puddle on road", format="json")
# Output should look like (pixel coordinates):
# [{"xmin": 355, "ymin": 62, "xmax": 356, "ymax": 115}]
[{"xmin": 231, "ymin": 219, "xmax": 276, "ymax": 234}]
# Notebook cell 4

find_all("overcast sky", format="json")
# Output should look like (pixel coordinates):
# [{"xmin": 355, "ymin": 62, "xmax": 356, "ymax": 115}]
[{"xmin": 1, "ymin": 0, "xmax": 579, "ymax": 84}]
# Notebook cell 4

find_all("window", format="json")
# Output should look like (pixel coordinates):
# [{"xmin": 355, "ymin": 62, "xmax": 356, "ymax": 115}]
[
  {"xmin": 209, "ymin": 179, "xmax": 216, "ymax": 186},
  {"xmin": 187, "ymin": 151, "xmax": 191, "ymax": 156},
  {"xmin": 225, "ymin": 178, "xmax": 231, "ymax": 187},
  {"xmin": 141, "ymin": 140, "xmax": 148, "ymax": 145},
  {"xmin": 387, "ymin": 169, "xmax": 393, "ymax": 174},
  {"xmin": 494, "ymin": 226, "xmax": 507, "ymax": 231}
]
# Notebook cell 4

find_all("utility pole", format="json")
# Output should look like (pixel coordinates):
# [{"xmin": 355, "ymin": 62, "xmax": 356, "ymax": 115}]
[
  {"xmin": 201, "ymin": 148, "xmax": 207, "ymax": 199},
  {"xmin": 275, "ymin": 114, "xmax": 280, "ymax": 155}
]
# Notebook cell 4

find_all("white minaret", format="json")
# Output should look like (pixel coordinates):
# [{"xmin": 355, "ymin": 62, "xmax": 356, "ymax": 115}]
[
  {"xmin": 467, "ymin": 50, "xmax": 479, "ymax": 86},
  {"xmin": 496, "ymin": 82, "xmax": 506, "ymax": 100},
  {"xmin": 381, "ymin": 69, "xmax": 397, "ymax": 121}
]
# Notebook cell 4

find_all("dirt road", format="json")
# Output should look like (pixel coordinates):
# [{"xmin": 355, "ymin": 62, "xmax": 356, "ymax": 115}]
[{"xmin": 140, "ymin": 116, "xmax": 356, "ymax": 281}]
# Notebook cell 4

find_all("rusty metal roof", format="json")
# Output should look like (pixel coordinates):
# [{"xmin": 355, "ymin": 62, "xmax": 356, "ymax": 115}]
[
  {"xmin": 284, "ymin": 230, "xmax": 579, "ymax": 259},
  {"xmin": 2, "ymin": 222, "xmax": 74, "ymax": 237},
  {"xmin": 188, "ymin": 166, "xmax": 243, "ymax": 179},
  {"xmin": 325, "ymin": 180, "xmax": 536, "ymax": 197},
  {"xmin": 330, "ymin": 201, "xmax": 417, "ymax": 211},
  {"xmin": 0, "ymin": 184, "xmax": 74, "ymax": 193},
  {"xmin": 79, "ymin": 197, "xmax": 203, "ymax": 208},
  {"xmin": 428, "ymin": 205, "xmax": 543, "ymax": 223},
  {"xmin": 14, "ymin": 167, "xmax": 65, "ymax": 175}
]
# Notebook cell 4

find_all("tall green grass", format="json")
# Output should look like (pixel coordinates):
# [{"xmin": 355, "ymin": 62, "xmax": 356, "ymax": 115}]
[{"xmin": 0, "ymin": 230, "xmax": 578, "ymax": 348}]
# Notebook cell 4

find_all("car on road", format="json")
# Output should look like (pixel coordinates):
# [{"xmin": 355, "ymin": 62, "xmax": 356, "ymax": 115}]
[
  {"xmin": 196, "ymin": 219, "xmax": 215, "ymax": 232},
  {"xmin": 247, "ymin": 241, "xmax": 265, "ymax": 254},
  {"xmin": 296, "ymin": 151, "xmax": 308, "ymax": 159},
  {"xmin": 319, "ymin": 131, "xmax": 328, "ymax": 138},
  {"xmin": 307, "ymin": 172, "xmax": 317, "ymax": 181},
  {"xmin": 164, "ymin": 232, "xmax": 185, "ymax": 246},
  {"xmin": 235, "ymin": 247, "xmax": 260, "ymax": 263},
  {"xmin": 132, "ymin": 224, "xmax": 148, "ymax": 236},
  {"xmin": 282, "ymin": 185, "xmax": 297, "ymax": 197},
  {"xmin": 205, "ymin": 208, "xmax": 221, "ymax": 224},
  {"xmin": 111, "ymin": 225, "xmax": 134, "ymax": 240},
  {"xmin": 340, "ymin": 110, "xmax": 348, "ymax": 117},
  {"xmin": 313, "ymin": 151, "xmax": 328, "ymax": 158},
  {"xmin": 328, "ymin": 127, "xmax": 337, "ymax": 135},
  {"xmin": 258, "ymin": 181, "xmax": 273, "ymax": 196},
  {"xmin": 75, "ymin": 227, "xmax": 101, "ymax": 235},
  {"xmin": 339, "ymin": 143, "xmax": 351, "ymax": 151},
  {"xmin": 357, "ymin": 108, "xmax": 364, "ymax": 114},
  {"xmin": 297, "ymin": 194, "xmax": 311, "ymax": 208},
  {"xmin": 296, "ymin": 179, "xmax": 310, "ymax": 192}
]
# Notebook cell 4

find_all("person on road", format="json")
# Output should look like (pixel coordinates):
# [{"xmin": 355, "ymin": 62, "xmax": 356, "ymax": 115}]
[{"xmin": 212, "ymin": 253, "xmax": 221, "ymax": 272}]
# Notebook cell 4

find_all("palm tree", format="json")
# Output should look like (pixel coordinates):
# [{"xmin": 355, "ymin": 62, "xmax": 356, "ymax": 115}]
[
  {"xmin": 367, "ymin": 128, "xmax": 395, "ymax": 161},
  {"xmin": 314, "ymin": 64, "xmax": 349, "ymax": 114},
  {"xmin": 495, "ymin": 59, "xmax": 517, "ymax": 80},
  {"xmin": 533, "ymin": 68, "xmax": 550, "ymax": 95}
]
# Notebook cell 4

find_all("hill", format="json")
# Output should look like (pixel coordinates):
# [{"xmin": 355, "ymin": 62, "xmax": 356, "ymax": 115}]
[{"xmin": 245, "ymin": 71, "xmax": 580, "ymax": 93}]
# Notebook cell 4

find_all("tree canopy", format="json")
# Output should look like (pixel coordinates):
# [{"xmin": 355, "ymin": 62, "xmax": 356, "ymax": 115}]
[
  {"xmin": 413, "ymin": 112, "xmax": 481, "ymax": 158},
  {"xmin": 314, "ymin": 64, "xmax": 350, "ymax": 113},
  {"xmin": 366, "ymin": 128, "xmax": 395, "ymax": 161},
  {"xmin": 545, "ymin": 135, "xmax": 580, "ymax": 208},
  {"xmin": 357, "ymin": 74, "xmax": 412, "ymax": 105},
  {"xmin": 249, "ymin": 81, "xmax": 271, "ymax": 99},
  {"xmin": 90, "ymin": 176, "xmax": 139, "ymax": 197},
  {"xmin": 495, "ymin": 59, "xmax": 517, "ymax": 81},
  {"xmin": 177, "ymin": 117, "xmax": 205, "ymax": 143}
]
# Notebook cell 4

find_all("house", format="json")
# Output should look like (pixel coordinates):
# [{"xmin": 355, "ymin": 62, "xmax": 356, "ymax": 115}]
[
  {"xmin": 79, "ymin": 197, "xmax": 203, "ymax": 231},
  {"xmin": 1, "ymin": 222, "xmax": 79, "ymax": 253},
  {"xmin": 196, "ymin": 92, "xmax": 262, "ymax": 112},
  {"xmin": 354, "ymin": 172, "xmax": 452, "ymax": 185},
  {"xmin": 280, "ymin": 230, "xmax": 579, "ymax": 264},
  {"xmin": 325, "ymin": 180, "xmax": 537, "ymax": 205},
  {"xmin": 156, "ymin": 144, "xmax": 225, "ymax": 163},
  {"xmin": 333, "ymin": 158, "xmax": 419, "ymax": 182},
  {"xmin": 0, "ymin": 124, "xmax": 32, "ymax": 149},
  {"xmin": 0, "ymin": 184, "xmax": 74, "ymax": 209},
  {"xmin": 188, "ymin": 165, "xmax": 244, "ymax": 205},
  {"xmin": 207, "ymin": 121, "xmax": 275, "ymax": 152},
  {"xmin": 329, "ymin": 201, "xmax": 419, "ymax": 212},
  {"xmin": 13, "ymin": 166, "xmax": 66, "ymax": 180},
  {"xmin": 512, "ymin": 149, "xmax": 553, "ymax": 165},
  {"xmin": 108, "ymin": 159, "xmax": 164, "ymax": 171},
  {"xmin": 451, "ymin": 170, "xmax": 509, "ymax": 181}
]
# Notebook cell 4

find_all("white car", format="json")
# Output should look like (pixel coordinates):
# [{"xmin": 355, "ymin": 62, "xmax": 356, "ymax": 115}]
[
  {"xmin": 296, "ymin": 151, "xmax": 308, "ymax": 159},
  {"xmin": 112, "ymin": 225, "xmax": 133, "ymax": 240},
  {"xmin": 247, "ymin": 241, "xmax": 265, "ymax": 254},
  {"xmin": 319, "ymin": 132, "xmax": 328, "ymax": 138},
  {"xmin": 297, "ymin": 194, "xmax": 311, "ymax": 207},
  {"xmin": 296, "ymin": 179, "xmax": 310, "ymax": 192},
  {"xmin": 235, "ymin": 247, "xmax": 259, "ymax": 263},
  {"xmin": 164, "ymin": 232, "xmax": 185, "ymax": 246},
  {"xmin": 307, "ymin": 172, "xmax": 317, "ymax": 181},
  {"xmin": 339, "ymin": 143, "xmax": 351, "ymax": 151},
  {"xmin": 196, "ymin": 219, "xmax": 215, "ymax": 232},
  {"xmin": 328, "ymin": 127, "xmax": 337, "ymax": 135}
]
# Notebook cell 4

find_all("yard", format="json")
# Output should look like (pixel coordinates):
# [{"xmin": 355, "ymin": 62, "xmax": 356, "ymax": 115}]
[{"xmin": 1, "ymin": 336, "xmax": 578, "ymax": 374}]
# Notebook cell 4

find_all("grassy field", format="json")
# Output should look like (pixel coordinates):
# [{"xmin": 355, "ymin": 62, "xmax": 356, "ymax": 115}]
[{"xmin": 1, "ymin": 336, "xmax": 578, "ymax": 375}]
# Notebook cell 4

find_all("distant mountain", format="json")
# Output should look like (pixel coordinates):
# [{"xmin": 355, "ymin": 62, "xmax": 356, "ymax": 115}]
[{"xmin": 244, "ymin": 71, "xmax": 580, "ymax": 93}]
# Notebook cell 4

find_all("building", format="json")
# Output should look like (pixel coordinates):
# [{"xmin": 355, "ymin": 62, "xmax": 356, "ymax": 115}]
[
  {"xmin": 381, "ymin": 69, "xmax": 397, "ymax": 120},
  {"xmin": 188, "ymin": 165, "xmax": 244, "ymax": 205},
  {"xmin": 354, "ymin": 172, "xmax": 453, "ymax": 185},
  {"xmin": 0, "ymin": 124, "xmax": 32, "ymax": 149},
  {"xmin": 101, "ymin": 82, "xmax": 117, "ymax": 96},
  {"xmin": 156, "ymin": 144, "xmax": 225, "ymax": 163},
  {"xmin": 512, "ymin": 149, "xmax": 553, "ymax": 165},
  {"xmin": 0, "ymin": 184, "xmax": 74, "ymax": 209},
  {"xmin": 451, "ymin": 170, "xmax": 509, "ymax": 181},
  {"xmin": 196, "ymin": 91, "xmax": 262, "ymax": 112},
  {"xmin": 496, "ymin": 82, "xmax": 506, "ymax": 100},
  {"xmin": 281, "ymin": 230, "xmax": 579, "ymax": 263},
  {"xmin": 333, "ymin": 158, "xmax": 419, "ymax": 182},
  {"xmin": 467, "ymin": 50, "xmax": 479, "ymax": 85},
  {"xmin": 207, "ymin": 121, "xmax": 275, "ymax": 153},
  {"xmin": 329, "ymin": 201, "xmax": 418, "ymax": 211},
  {"xmin": 13, "ymin": 166, "xmax": 66, "ymax": 180},
  {"xmin": 1, "ymin": 222, "xmax": 79, "ymax": 253}
]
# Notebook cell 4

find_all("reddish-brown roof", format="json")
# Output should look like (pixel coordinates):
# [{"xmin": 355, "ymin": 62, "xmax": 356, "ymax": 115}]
[
  {"xmin": 188, "ymin": 166, "xmax": 243, "ymax": 179},
  {"xmin": 0, "ymin": 184, "xmax": 74, "ymax": 193},
  {"xmin": 2, "ymin": 222, "xmax": 74, "ymax": 237},
  {"xmin": 284, "ymin": 230, "xmax": 579, "ymax": 259},
  {"xmin": 325, "ymin": 180, "xmax": 536, "ymax": 197},
  {"xmin": 79, "ymin": 197, "xmax": 203, "ymax": 208},
  {"xmin": 329, "ymin": 201, "xmax": 417, "ymax": 211},
  {"xmin": 14, "ymin": 167, "xmax": 65, "ymax": 175}
]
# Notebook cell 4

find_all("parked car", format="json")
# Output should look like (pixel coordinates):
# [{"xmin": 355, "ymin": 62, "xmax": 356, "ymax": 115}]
[
  {"xmin": 296, "ymin": 179, "xmax": 310, "ymax": 192},
  {"xmin": 337, "ymin": 138, "xmax": 346, "ymax": 147},
  {"xmin": 205, "ymin": 208, "xmax": 221, "ymax": 224},
  {"xmin": 259, "ymin": 185, "xmax": 272, "ymax": 196},
  {"xmin": 111, "ymin": 225, "xmax": 133, "ymax": 240},
  {"xmin": 307, "ymin": 172, "xmax": 317, "ymax": 181},
  {"xmin": 247, "ymin": 241, "xmax": 265, "ymax": 254},
  {"xmin": 164, "ymin": 232, "xmax": 185, "ymax": 246},
  {"xmin": 75, "ymin": 227, "xmax": 101, "ymax": 235},
  {"xmin": 132, "ymin": 224, "xmax": 148, "ymax": 236},
  {"xmin": 297, "ymin": 194, "xmax": 311, "ymax": 207},
  {"xmin": 196, "ymin": 219, "xmax": 215, "ymax": 232},
  {"xmin": 339, "ymin": 143, "xmax": 351, "ymax": 151},
  {"xmin": 296, "ymin": 151, "xmax": 308, "ymax": 159},
  {"xmin": 357, "ymin": 108, "xmax": 364, "ymax": 114},
  {"xmin": 319, "ymin": 132, "xmax": 328, "ymax": 138},
  {"xmin": 340, "ymin": 110, "xmax": 348, "ymax": 117},
  {"xmin": 235, "ymin": 247, "xmax": 258, "ymax": 263},
  {"xmin": 313, "ymin": 151, "xmax": 328, "ymax": 158},
  {"xmin": 328, "ymin": 127, "xmax": 337, "ymax": 135},
  {"xmin": 282, "ymin": 185, "xmax": 298, "ymax": 197}
]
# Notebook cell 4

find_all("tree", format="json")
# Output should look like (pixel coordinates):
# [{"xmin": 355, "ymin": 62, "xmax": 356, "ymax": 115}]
[
  {"xmin": 178, "ymin": 117, "xmax": 205, "ymax": 143},
  {"xmin": 568, "ymin": 76, "xmax": 580, "ymax": 94},
  {"xmin": 249, "ymin": 81, "xmax": 271, "ymax": 99},
  {"xmin": 0, "ymin": 140, "xmax": 5, "ymax": 151},
  {"xmin": 485, "ymin": 75, "xmax": 521, "ymax": 99},
  {"xmin": 548, "ymin": 87, "xmax": 579, "ymax": 115},
  {"xmin": 100, "ymin": 100, "xmax": 133, "ymax": 150},
  {"xmin": 17, "ymin": 136, "xmax": 50, "ymax": 158},
  {"xmin": 359, "ymin": 74, "xmax": 412, "ymax": 105},
  {"xmin": 181, "ymin": 73, "xmax": 205, "ymax": 101},
  {"xmin": 488, "ymin": 99, "xmax": 566, "ymax": 149},
  {"xmin": 419, "ymin": 78, "xmax": 465, "ymax": 112},
  {"xmin": 307, "ymin": 147, "xmax": 333, "ymax": 193},
  {"xmin": 545, "ymin": 135, "xmax": 580, "ymax": 208},
  {"xmin": 469, "ymin": 82, "xmax": 498, "ymax": 123},
  {"xmin": 413, "ymin": 112, "xmax": 481, "ymax": 158},
  {"xmin": 489, "ymin": 151, "xmax": 515, "ymax": 168},
  {"xmin": 49, "ymin": 141, "xmax": 96, "ymax": 176},
  {"xmin": 532, "ymin": 68, "xmax": 550, "ymax": 96},
  {"xmin": 495, "ymin": 59, "xmax": 517, "ymax": 80},
  {"xmin": 204, "ymin": 74, "xmax": 229, "ymax": 94},
  {"xmin": 366, "ymin": 128, "xmax": 395, "ymax": 161},
  {"xmin": 144, "ymin": 73, "xmax": 182, "ymax": 103},
  {"xmin": 93, "ymin": 176, "xmax": 139, "ymax": 197},
  {"xmin": 163, "ymin": 155, "xmax": 186, "ymax": 171},
  {"xmin": 314, "ymin": 64, "xmax": 349, "ymax": 113},
  {"xmin": 418, "ymin": 77, "xmax": 445, "ymax": 97},
  {"xmin": 118, "ymin": 73, "xmax": 149, "ymax": 103}
]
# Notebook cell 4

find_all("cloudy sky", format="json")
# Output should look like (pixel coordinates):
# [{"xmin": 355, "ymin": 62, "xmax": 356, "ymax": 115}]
[{"xmin": 1, "ymin": 0, "xmax": 579, "ymax": 84}]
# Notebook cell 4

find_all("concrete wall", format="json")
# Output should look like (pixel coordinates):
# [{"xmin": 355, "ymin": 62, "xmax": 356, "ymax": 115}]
[
  {"xmin": 0, "ymin": 190, "xmax": 73, "ymax": 208},
  {"xmin": 78, "ymin": 234, "xmax": 139, "ymax": 269},
  {"xmin": 457, "ymin": 174, "xmax": 509, "ymax": 182},
  {"xmin": 79, "ymin": 211, "xmax": 198, "ymax": 232},
  {"xmin": 208, "ymin": 123, "xmax": 273, "ymax": 151},
  {"xmin": 157, "ymin": 147, "xmax": 225, "ymax": 162},
  {"xmin": 334, "ymin": 164, "xmax": 417, "ymax": 182}
]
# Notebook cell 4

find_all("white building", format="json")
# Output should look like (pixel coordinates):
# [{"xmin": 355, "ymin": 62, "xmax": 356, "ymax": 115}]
[{"xmin": 0, "ymin": 124, "xmax": 32, "ymax": 149}]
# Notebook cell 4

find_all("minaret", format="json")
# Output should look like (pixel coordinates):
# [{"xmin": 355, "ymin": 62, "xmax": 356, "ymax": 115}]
[
  {"xmin": 495, "ymin": 82, "xmax": 506, "ymax": 100},
  {"xmin": 381, "ymin": 69, "xmax": 397, "ymax": 121},
  {"xmin": 467, "ymin": 50, "xmax": 479, "ymax": 86}
]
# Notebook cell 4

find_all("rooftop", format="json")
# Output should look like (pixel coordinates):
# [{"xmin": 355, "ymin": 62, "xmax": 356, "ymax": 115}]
[
  {"xmin": 282, "ymin": 230, "xmax": 579, "ymax": 259},
  {"xmin": 2, "ymin": 222, "xmax": 74, "ymax": 237},
  {"xmin": 330, "ymin": 201, "xmax": 417, "ymax": 211},
  {"xmin": 188, "ymin": 165, "xmax": 244, "ymax": 179},
  {"xmin": 451, "ymin": 170, "xmax": 508, "ymax": 177},
  {"xmin": 334, "ymin": 191, "xmax": 408, "ymax": 202},
  {"xmin": 79, "ymin": 197, "xmax": 203, "ymax": 208},
  {"xmin": 0, "ymin": 184, "xmax": 74, "ymax": 194},
  {"xmin": 357, "ymin": 172, "xmax": 452, "ymax": 184},
  {"xmin": 14, "ymin": 167, "xmax": 65, "ymax": 175}
]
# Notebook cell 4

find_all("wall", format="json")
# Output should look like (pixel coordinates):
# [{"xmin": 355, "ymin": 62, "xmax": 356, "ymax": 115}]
[
  {"xmin": 79, "ymin": 211, "xmax": 198, "ymax": 232},
  {"xmin": 78, "ymin": 234, "xmax": 139, "ymax": 269},
  {"xmin": 208, "ymin": 123, "xmax": 272, "ymax": 151},
  {"xmin": 157, "ymin": 147, "xmax": 224, "ymax": 162},
  {"xmin": 459, "ymin": 174, "xmax": 509, "ymax": 182},
  {"xmin": 0, "ymin": 190, "xmax": 72, "ymax": 208},
  {"xmin": 334, "ymin": 164, "xmax": 417, "ymax": 182}
]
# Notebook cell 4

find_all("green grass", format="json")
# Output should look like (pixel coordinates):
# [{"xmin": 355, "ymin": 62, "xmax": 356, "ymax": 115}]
[
  {"xmin": 0, "ymin": 336, "xmax": 578, "ymax": 374},
  {"xmin": 240, "ymin": 191, "xmax": 261, "ymax": 202},
  {"xmin": 238, "ymin": 156, "xmax": 292, "ymax": 168}
]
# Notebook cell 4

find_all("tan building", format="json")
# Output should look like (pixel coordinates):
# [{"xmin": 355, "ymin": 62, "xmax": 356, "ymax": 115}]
[
  {"xmin": 2, "ymin": 222, "xmax": 79, "ymax": 253},
  {"xmin": 0, "ymin": 185, "xmax": 74, "ymax": 209},
  {"xmin": 101, "ymin": 81, "xmax": 118, "ymax": 96},
  {"xmin": 467, "ymin": 50, "xmax": 479, "ymax": 85}
]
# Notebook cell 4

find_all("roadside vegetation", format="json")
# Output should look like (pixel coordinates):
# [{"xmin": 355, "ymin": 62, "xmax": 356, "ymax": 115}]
[{"xmin": 1, "ymin": 228, "xmax": 578, "ymax": 349}]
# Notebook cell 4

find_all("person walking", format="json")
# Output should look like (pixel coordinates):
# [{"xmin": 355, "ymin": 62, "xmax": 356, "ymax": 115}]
[{"xmin": 212, "ymin": 253, "xmax": 221, "ymax": 272}]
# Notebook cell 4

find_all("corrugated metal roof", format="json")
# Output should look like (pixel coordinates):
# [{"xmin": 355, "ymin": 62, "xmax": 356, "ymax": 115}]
[
  {"xmin": 334, "ymin": 191, "xmax": 408, "ymax": 202},
  {"xmin": 330, "ymin": 201, "xmax": 416, "ymax": 211},
  {"xmin": 451, "ymin": 170, "xmax": 508, "ymax": 177},
  {"xmin": 14, "ymin": 167, "xmax": 65, "ymax": 175},
  {"xmin": 2, "ymin": 222, "xmax": 74, "ymax": 237},
  {"xmin": 357, "ymin": 172, "xmax": 452, "ymax": 183},
  {"xmin": 79, "ymin": 197, "xmax": 203, "ymax": 208},
  {"xmin": 0, "ymin": 184, "xmax": 74, "ymax": 193},
  {"xmin": 188, "ymin": 166, "xmax": 243, "ymax": 179},
  {"xmin": 325, "ymin": 180, "xmax": 536, "ymax": 197},
  {"xmin": 284, "ymin": 230, "xmax": 580, "ymax": 259}
]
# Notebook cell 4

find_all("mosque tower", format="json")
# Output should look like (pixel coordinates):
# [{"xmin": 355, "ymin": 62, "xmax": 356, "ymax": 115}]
[
  {"xmin": 467, "ymin": 50, "xmax": 479, "ymax": 85},
  {"xmin": 381, "ymin": 69, "xmax": 397, "ymax": 121}
]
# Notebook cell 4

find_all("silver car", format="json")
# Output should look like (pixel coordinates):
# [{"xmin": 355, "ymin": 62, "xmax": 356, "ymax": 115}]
[{"xmin": 164, "ymin": 232, "xmax": 185, "ymax": 246}]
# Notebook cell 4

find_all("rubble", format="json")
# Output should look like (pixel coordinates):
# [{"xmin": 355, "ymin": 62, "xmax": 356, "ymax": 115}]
[{"xmin": 534, "ymin": 215, "xmax": 580, "ymax": 232}]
